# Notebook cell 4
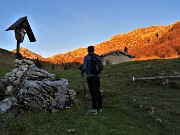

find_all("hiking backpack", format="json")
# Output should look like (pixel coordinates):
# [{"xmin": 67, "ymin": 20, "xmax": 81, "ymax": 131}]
[{"xmin": 89, "ymin": 54, "xmax": 103, "ymax": 75}]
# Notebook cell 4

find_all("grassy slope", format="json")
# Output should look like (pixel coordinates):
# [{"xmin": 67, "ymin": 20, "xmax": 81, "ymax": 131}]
[
  {"xmin": 0, "ymin": 49, "xmax": 15, "ymax": 76},
  {"xmin": 0, "ymin": 57, "xmax": 180, "ymax": 135}
]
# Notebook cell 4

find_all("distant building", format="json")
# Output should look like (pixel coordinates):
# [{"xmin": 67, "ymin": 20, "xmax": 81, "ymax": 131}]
[{"xmin": 100, "ymin": 49, "xmax": 135, "ymax": 65}]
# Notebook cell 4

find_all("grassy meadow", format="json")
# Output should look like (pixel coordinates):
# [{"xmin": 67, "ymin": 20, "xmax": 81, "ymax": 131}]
[{"xmin": 0, "ymin": 55, "xmax": 180, "ymax": 135}]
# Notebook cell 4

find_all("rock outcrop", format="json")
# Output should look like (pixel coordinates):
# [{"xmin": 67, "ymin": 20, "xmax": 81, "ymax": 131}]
[{"xmin": 0, "ymin": 59, "xmax": 76, "ymax": 114}]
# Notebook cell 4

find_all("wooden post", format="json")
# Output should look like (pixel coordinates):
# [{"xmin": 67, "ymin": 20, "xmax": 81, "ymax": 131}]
[
  {"xmin": 15, "ymin": 40, "xmax": 22, "ymax": 59},
  {"xmin": 16, "ymin": 40, "xmax": 20, "ymax": 53},
  {"xmin": 133, "ymin": 75, "xmax": 180, "ymax": 82}
]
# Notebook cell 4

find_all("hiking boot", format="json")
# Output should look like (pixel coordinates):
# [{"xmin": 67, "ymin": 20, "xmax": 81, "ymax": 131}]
[
  {"xmin": 98, "ymin": 109, "xmax": 102, "ymax": 112},
  {"xmin": 86, "ymin": 109, "xmax": 97, "ymax": 115}
]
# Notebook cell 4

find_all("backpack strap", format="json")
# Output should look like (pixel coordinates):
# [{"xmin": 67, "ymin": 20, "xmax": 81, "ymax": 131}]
[{"xmin": 88, "ymin": 53, "xmax": 98, "ymax": 59}]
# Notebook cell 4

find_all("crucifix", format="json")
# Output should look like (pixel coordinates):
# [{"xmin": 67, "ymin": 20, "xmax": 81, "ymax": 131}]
[{"xmin": 6, "ymin": 16, "xmax": 36, "ymax": 59}]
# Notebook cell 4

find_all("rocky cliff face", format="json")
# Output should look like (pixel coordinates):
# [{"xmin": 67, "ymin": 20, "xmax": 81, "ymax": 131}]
[{"xmin": 14, "ymin": 21, "xmax": 180, "ymax": 64}]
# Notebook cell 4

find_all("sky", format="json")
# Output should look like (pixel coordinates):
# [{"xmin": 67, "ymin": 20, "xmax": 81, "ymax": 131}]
[{"xmin": 0, "ymin": 0, "xmax": 179, "ymax": 58}]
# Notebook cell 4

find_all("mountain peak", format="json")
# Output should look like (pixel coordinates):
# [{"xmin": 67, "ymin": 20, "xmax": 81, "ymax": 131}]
[{"xmin": 12, "ymin": 47, "xmax": 49, "ymax": 61}]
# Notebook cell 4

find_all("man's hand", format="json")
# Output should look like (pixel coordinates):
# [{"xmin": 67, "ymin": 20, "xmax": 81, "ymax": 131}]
[
  {"xmin": 77, "ymin": 65, "xmax": 82, "ymax": 70},
  {"xmin": 81, "ymin": 70, "xmax": 85, "ymax": 75}
]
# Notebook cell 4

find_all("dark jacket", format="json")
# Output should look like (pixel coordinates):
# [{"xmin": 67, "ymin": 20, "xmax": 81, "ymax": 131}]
[{"xmin": 82, "ymin": 52, "xmax": 100, "ymax": 77}]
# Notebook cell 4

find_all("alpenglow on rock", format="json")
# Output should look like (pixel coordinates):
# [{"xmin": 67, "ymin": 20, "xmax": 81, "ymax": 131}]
[{"xmin": 0, "ymin": 59, "xmax": 76, "ymax": 113}]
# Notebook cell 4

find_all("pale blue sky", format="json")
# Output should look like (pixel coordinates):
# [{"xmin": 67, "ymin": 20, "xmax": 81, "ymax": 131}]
[{"xmin": 0, "ymin": 0, "xmax": 179, "ymax": 57}]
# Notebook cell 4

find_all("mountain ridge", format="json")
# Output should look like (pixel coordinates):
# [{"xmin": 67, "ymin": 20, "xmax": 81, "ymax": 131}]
[{"xmin": 8, "ymin": 21, "xmax": 180, "ymax": 64}]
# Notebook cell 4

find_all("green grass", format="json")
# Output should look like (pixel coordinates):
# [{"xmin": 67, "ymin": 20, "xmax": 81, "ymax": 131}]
[
  {"xmin": 0, "ymin": 56, "xmax": 180, "ymax": 135},
  {"xmin": 0, "ymin": 49, "xmax": 15, "ymax": 76}
]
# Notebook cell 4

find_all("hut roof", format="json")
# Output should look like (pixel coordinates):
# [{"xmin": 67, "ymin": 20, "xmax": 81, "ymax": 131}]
[{"xmin": 100, "ymin": 50, "xmax": 135, "ymax": 58}]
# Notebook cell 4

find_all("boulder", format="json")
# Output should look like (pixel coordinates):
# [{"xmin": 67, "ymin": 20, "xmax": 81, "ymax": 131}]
[{"xmin": 0, "ymin": 97, "xmax": 17, "ymax": 114}]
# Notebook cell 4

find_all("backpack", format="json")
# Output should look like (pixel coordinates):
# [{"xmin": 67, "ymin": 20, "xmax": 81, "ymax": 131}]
[{"xmin": 89, "ymin": 54, "xmax": 103, "ymax": 75}]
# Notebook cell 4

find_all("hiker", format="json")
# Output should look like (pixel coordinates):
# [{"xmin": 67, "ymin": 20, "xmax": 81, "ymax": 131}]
[{"xmin": 80, "ymin": 46, "xmax": 103, "ymax": 114}]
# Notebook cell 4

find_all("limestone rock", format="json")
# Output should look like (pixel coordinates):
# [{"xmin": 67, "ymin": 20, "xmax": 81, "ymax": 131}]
[
  {"xmin": 1, "ymin": 59, "xmax": 76, "ymax": 113},
  {"xmin": 0, "ymin": 97, "xmax": 17, "ymax": 114},
  {"xmin": 5, "ymin": 85, "xmax": 14, "ymax": 95}
]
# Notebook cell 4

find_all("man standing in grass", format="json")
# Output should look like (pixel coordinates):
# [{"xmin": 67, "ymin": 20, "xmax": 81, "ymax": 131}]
[{"xmin": 81, "ymin": 46, "xmax": 103, "ymax": 115}]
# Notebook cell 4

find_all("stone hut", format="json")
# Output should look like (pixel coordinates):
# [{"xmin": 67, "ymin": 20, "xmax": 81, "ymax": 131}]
[{"xmin": 101, "ymin": 49, "xmax": 135, "ymax": 65}]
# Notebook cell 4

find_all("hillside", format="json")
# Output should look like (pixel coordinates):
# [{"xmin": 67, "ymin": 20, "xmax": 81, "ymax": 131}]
[
  {"xmin": 49, "ymin": 21, "xmax": 180, "ymax": 64},
  {"xmin": 0, "ymin": 44, "xmax": 180, "ymax": 135},
  {"xmin": 131, "ymin": 22, "xmax": 180, "ymax": 60},
  {"xmin": 0, "ymin": 48, "xmax": 15, "ymax": 76},
  {"xmin": 1, "ymin": 58, "xmax": 180, "ymax": 135},
  {"xmin": 12, "ymin": 47, "xmax": 50, "ymax": 62}
]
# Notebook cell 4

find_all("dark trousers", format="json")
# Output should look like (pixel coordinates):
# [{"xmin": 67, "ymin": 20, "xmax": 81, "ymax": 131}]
[{"xmin": 87, "ymin": 76, "xmax": 102, "ymax": 110}]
